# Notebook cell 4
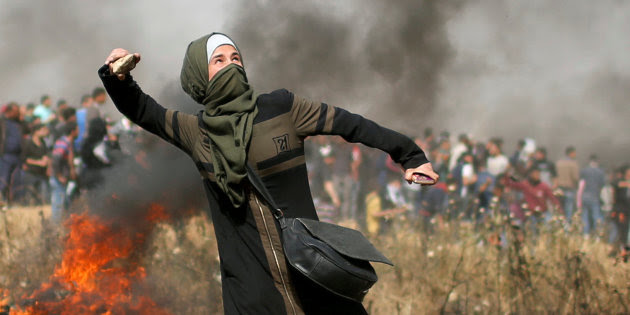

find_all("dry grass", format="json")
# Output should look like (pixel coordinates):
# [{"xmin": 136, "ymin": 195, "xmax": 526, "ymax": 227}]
[
  {"xmin": 365, "ymin": 217, "xmax": 630, "ymax": 314},
  {"xmin": 1, "ymin": 207, "xmax": 628, "ymax": 314}
]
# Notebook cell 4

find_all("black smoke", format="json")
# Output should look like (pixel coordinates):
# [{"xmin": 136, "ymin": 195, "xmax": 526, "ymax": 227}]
[
  {"xmin": 433, "ymin": 0, "xmax": 630, "ymax": 166},
  {"xmin": 3, "ymin": 0, "xmax": 630, "ymax": 189},
  {"xmin": 227, "ymin": 0, "xmax": 463, "ymax": 132}
]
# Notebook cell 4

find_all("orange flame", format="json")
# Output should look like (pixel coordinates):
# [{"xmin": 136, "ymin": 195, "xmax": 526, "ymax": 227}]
[
  {"xmin": 10, "ymin": 206, "xmax": 171, "ymax": 315},
  {"xmin": 146, "ymin": 203, "xmax": 169, "ymax": 223}
]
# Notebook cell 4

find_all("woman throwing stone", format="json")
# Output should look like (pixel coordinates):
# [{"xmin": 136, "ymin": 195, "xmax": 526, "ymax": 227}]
[{"xmin": 99, "ymin": 32, "xmax": 438, "ymax": 315}]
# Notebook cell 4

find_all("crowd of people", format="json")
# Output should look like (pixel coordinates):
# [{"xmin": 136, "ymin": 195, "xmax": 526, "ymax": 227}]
[
  {"xmin": 0, "ymin": 89, "xmax": 136, "ymax": 222},
  {"xmin": 2, "ymin": 90, "xmax": 629, "ymax": 255},
  {"xmin": 305, "ymin": 128, "xmax": 630, "ymax": 255}
]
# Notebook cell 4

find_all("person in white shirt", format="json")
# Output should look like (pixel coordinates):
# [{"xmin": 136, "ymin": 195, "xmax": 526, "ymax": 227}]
[
  {"xmin": 449, "ymin": 133, "xmax": 470, "ymax": 171},
  {"xmin": 486, "ymin": 138, "xmax": 509, "ymax": 177}
]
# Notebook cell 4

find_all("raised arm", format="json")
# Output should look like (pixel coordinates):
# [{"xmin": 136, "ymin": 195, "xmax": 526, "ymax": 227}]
[{"xmin": 98, "ymin": 49, "xmax": 198, "ymax": 155}]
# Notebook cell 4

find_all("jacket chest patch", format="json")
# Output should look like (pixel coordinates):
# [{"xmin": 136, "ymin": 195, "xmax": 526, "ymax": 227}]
[{"xmin": 273, "ymin": 134, "xmax": 290, "ymax": 154}]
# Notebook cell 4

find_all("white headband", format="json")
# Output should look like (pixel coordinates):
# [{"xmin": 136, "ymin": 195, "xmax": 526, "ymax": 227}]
[{"xmin": 206, "ymin": 34, "xmax": 237, "ymax": 64}]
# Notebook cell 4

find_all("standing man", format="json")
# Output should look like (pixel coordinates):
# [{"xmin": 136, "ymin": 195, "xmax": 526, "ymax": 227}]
[
  {"xmin": 419, "ymin": 127, "xmax": 437, "ymax": 153},
  {"xmin": 91, "ymin": 87, "xmax": 110, "ymax": 122},
  {"xmin": 50, "ymin": 122, "xmax": 78, "ymax": 223},
  {"xmin": 528, "ymin": 147, "xmax": 556, "ymax": 188},
  {"xmin": 0, "ymin": 103, "xmax": 24, "ymax": 208},
  {"xmin": 75, "ymin": 94, "xmax": 100, "ymax": 152},
  {"xmin": 331, "ymin": 138, "xmax": 354, "ymax": 221},
  {"xmin": 33, "ymin": 95, "xmax": 55, "ymax": 124},
  {"xmin": 556, "ymin": 146, "xmax": 579, "ymax": 222},
  {"xmin": 486, "ymin": 138, "xmax": 509, "ymax": 177},
  {"xmin": 577, "ymin": 155, "xmax": 606, "ymax": 235},
  {"xmin": 99, "ymin": 32, "xmax": 438, "ymax": 314},
  {"xmin": 92, "ymin": 87, "xmax": 108, "ymax": 107},
  {"xmin": 452, "ymin": 152, "xmax": 476, "ymax": 220},
  {"xmin": 506, "ymin": 168, "xmax": 561, "ymax": 228},
  {"xmin": 46, "ymin": 100, "xmax": 69, "ymax": 142},
  {"xmin": 474, "ymin": 158, "xmax": 495, "ymax": 220},
  {"xmin": 510, "ymin": 139, "xmax": 528, "ymax": 174},
  {"xmin": 51, "ymin": 107, "xmax": 77, "ymax": 142},
  {"xmin": 449, "ymin": 133, "xmax": 470, "ymax": 172},
  {"xmin": 613, "ymin": 167, "xmax": 630, "ymax": 250},
  {"xmin": 20, "ymin": 123, "xmax": 51, "ymax": 205}
]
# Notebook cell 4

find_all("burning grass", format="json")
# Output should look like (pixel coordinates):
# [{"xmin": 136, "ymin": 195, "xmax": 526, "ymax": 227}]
[
  {"xmin": 0, "ymin": 206, "xmax": 628, "ymax": 314},
  {"xmin": 6, "ymin": 205, "xmax": 172, "ymax": 315}
]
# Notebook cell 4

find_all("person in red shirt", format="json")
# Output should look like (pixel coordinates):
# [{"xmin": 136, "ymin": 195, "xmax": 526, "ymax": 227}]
[{"xmin": 506, "ymin": 168, "xmax": 562, "ymax": 226}]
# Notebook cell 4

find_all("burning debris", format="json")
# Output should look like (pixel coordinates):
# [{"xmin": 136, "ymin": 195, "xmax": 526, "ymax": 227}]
[
  {"xmin": 7, "ymin": 204, "xmax": 171, "ymax": 315},
  {"xmin": 0, "ymin": 132, "xmax": 209, "ymax": 314}
]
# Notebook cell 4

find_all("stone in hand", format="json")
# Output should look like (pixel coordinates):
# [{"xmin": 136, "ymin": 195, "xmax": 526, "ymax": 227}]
[{"xmin": 111, "ymin": 54, "xmax": 137, "ymax": 75}]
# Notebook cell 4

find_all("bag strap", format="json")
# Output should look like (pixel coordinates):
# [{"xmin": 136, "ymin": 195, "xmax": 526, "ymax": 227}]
[{"xmin": 246, "ymin": 164, "xmax": 284, "ymax": 220}]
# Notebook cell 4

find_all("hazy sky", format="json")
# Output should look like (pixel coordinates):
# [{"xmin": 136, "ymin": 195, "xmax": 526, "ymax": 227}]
[
  {"xmin": 2, "ymin": 0, "xmax": 629, "ymax": 164},
  {"xmin": 438, "ymin": 0, "xmax": 630, "ymax": 163}
]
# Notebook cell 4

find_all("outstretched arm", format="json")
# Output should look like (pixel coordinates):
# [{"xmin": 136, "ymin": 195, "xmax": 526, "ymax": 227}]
[
  {"xmin": 290, "ymin": 93, "xmax": 438, "ymax": 184},
  {"xmin": 544, "ymin": 184, "xmax": 561, "ymax": 210}
]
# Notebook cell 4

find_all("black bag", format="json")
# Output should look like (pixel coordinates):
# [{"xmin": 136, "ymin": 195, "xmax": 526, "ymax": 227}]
[{"xmin": 247, "ymin": 166, "xmax": 393, "ymax": 302}]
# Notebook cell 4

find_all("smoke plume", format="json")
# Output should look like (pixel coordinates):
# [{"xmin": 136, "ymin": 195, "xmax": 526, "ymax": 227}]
[
  {"xmin": 2, "ymin": 0, "xmax": 630, "ymax": 172},
  {"xmin": 227, "ymin": 0, "xmax": 461, "ymax": 126},
  {"xmin": 435, "ymin": 0, "xmax": 630, "ymax": 165}
]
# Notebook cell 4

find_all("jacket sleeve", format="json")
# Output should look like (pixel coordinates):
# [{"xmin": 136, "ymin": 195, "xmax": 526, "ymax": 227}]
[
  {"xmin": 97, "ymin": 64, "xmax": 198, "ymax": 155},
  {"xmin": 289, "ymin": 92, "xmax": 429, "ymax": 169}
]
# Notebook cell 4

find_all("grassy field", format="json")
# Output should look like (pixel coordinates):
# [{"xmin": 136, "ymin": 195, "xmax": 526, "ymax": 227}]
[{"xmin": 1, "ymin": 206, "xmax": 628, "ymax": 314}]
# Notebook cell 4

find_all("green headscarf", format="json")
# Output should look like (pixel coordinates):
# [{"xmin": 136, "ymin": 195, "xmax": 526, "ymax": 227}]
[{"xmin": 180, "ymin": 33, "xmax": 258, "ymax": 208}]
